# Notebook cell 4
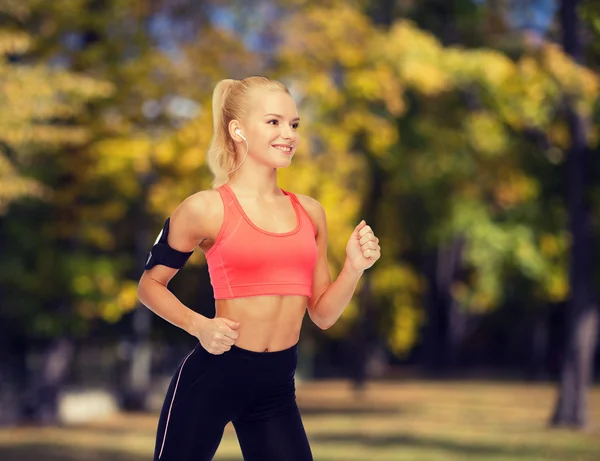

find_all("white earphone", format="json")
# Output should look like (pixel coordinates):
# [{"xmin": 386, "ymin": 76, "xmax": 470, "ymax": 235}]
[
  {"xmin": 235, "ymin": 128, "xmax": 246, "ymax": 141},
  {"xmin": 229, "ymin": 128, "xmax": 248, "ymax": 174}
]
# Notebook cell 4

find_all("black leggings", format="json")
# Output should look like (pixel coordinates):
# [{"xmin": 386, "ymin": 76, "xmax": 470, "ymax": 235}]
[{"xmin": 153, "ymin": 341, "xmax": 313, "ymax": 461}]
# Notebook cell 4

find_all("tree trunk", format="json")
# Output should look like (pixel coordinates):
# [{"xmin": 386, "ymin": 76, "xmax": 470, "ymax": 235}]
[
  {"xmin": 423, "ymin": 237, "xmax": 465, "ymax": 374},
  {"xmin": 0, "ymin": 337, "xmax": 28, "ymax": 426},
  {"xmin": 528, "ymin": 313, "xmax": 549, "ymax": 381},
  {"xmin": 24, "ymin": 337, "xmax": 75, "ymax": 424},
  {"xmin": 351, "ymin": 273, "xmax": 374, "ymax": 391},
  {"xmin": 350, "ymin": 153, "xmax": 384, "ymax": 391},
  {"xmin": 368, "ymin": 0, "xmax": 395, "ymax": 27},
  {"xmin": 550, "ymin": 0, "xmax": 598, "ymax": 428},
  {"xmin": 119, "ymin": 171, "xmax": 156, "ymax": 411}
]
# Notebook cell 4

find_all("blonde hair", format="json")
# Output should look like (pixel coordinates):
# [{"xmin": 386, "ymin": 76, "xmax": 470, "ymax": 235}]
[{"xmin": 207, "ymin": 76, "xmax": 291, "ymax": 188}]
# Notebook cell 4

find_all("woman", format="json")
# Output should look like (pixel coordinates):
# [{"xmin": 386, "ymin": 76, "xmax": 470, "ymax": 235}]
[{"xmin": 137, "ymin": 76, "xmax": 381, "ymax": 461}]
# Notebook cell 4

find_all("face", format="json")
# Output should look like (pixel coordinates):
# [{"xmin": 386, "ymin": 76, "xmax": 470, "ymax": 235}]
[{"xmin": 238, "ymin": 88, "xmax": 300, "ymax": 167}]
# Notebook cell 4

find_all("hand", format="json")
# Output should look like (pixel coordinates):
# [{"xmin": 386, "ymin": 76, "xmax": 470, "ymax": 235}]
[
  {"xmin": 195, "ymin": 317, "xmax": 240, "ymax": 355},
  {"xmin": 345, "ymin": 220, "xmax": 381, "ymax": 273}
]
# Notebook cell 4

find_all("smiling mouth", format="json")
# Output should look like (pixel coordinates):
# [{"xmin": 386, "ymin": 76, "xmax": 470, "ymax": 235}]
[{"xmin": 272, "ymin": 145, "xmax": 293, "ymax": 153}]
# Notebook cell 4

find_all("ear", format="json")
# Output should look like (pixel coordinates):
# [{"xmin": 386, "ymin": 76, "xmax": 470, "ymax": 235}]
[{"xmin": 228, "ymin": 120, "xmax": 244, "ymax": 143}]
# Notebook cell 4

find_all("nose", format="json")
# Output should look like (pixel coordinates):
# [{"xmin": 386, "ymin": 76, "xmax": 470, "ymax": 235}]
[{"xmin": 281, "ymin": 124, "xmax": 294, "ymax": 140}]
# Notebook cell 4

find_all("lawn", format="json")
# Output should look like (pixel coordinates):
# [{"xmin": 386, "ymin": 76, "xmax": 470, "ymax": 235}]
[{"xmin": 0, "ymin": 380, "xmax": 598, "ymax": 461}]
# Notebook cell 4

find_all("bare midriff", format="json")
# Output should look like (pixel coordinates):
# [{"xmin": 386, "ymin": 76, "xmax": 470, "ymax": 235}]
[{"xmin": 215, "ymin": 295, "xmax": 307, "ymax": 352}]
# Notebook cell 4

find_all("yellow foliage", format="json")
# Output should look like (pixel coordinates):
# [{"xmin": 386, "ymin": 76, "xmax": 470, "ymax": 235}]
[
  {"xmin": 93, "ymin": 136, "xmax": 151, "ymax": 180},
  {"xmin": 371, "ymin": 263, "xmax": 424, "ymax": 356},
  {"xmin": 380, "ymin": 20, "xmax": 451, "ymax": 95},
  {"xmin": 539, "ymin": 233, "xmax": 563, "ymax": 258},
  {"xmin": 280, "ymin": 4, "xmax": 373, "ymax": 69},
  {"xmin": 115, "ymin": 281, "xmax": 140, "ymax": 314},
  {"xmin": 548, "ymin": 122, "xmax": 571, "ymax": 150},
  {"xmin": 0, "ymin": 28, "xmax": 112, "ymax": 215},
  {"xmin": 542, "ymin": 43, "xmax": 599, "ymax": 111},
  {"xmin": 0, "ymin": 154, "xmax": 50, "ymax": 213},
  {"xmin": 326, "ymin": 297, "xmax": 360, "ymax": 338},
  {"xmin": 388, "ymin": 300, "xmax": 424, "ymax": 357},
  {"xmin": 494, "ymin": 171, "xmax": 540, "ymax": 208},
  {"xmin": 74, "ymin": 275, "xmax": 139, "ymax": 323},
  {"xmin": 465, "ymin": 112, "xmax": 508, "ymax": 158},
  {"xmin": 544, "ymin": 270, "xmax": 569, "ymax": 302},
  {"xmin": 471, "ymin": 50, "xmax": 517, "ymax": 88},
  {"xmin": 342, "ymin": 110, "xmax": 399, "ymax": 156},
  {"xmin": 81, "ymin": 226, "xmax": 115, "ymax": 251},
  {"xmin": 0, "ymin": 30, "xmax": 30, "ymax": 55},
  {"xmin": 372, "ymin": 263, "xmax": 423, "ymax": 295},
  {"xmin": 73, "ymin": 275, "xmax": 94, "ymax": 296},
  {"xmin": 101, "ymin": 301, "xmax": 122, "ymax": 323}
]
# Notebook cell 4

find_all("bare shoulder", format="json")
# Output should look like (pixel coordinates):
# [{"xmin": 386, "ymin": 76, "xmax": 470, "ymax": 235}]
[
  {"xmin": 294, "ymin": 193, "xmax": 327, "ymax": 232},
  {"xmin": 177, "ymin": 188, "xmax": 221, "ymax": 217},
  {"xmin": 171, "ymin": 188, "xmax": 223, "ymax": 244}
]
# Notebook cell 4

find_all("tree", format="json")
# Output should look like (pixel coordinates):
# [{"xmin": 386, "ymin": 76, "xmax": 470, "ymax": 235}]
[
  {"xmin": 0, "ymin": 2, "xmax": 113, "ymax": 423},
  {"xmin": 550, "ymin": 0, "xmax": 598, "ymax": 429}
]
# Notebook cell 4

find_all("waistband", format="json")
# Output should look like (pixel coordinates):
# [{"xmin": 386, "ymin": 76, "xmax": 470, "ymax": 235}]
[
  {"xmin": 225, "ymin": 341, "xmax": 299, "ymax": 371},
  {"xmin": 229, "ymin": 341, "xmax": 298, "ymax": 359}
]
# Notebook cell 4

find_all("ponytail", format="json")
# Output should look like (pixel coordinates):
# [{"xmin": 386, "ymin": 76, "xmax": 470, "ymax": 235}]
[{"xmin": 207, "ymin": 79, "xmax": 237, "ymax": 188}]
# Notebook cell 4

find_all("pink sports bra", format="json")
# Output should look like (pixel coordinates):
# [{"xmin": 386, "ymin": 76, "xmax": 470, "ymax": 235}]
[{"xmin": 205, "ymin": 183, "xmax": 318, "ymax": 300}]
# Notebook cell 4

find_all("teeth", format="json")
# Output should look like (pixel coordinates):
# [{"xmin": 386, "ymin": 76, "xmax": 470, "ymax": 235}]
[{"xmin": 273, "ymin": 145, "xmax": 292, "ymax": 152}]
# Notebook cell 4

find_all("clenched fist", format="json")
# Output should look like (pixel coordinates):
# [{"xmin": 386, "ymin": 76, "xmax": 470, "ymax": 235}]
[
  {"xmin": 345, "ymin": 220, "xmax": 381, "ymax": 273},
  {"xmin": 194, "ymin": 316, "xmax": 240, "ymax": 355}
]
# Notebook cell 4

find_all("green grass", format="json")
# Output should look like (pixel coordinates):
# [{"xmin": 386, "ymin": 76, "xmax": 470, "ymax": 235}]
[{"xmin": 0, "ymin": 380, "xmax": 599, "ymax": 461}]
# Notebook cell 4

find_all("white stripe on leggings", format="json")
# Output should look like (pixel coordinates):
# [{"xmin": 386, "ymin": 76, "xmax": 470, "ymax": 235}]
[{"xmin": 158, "ymin": 347, "xmax": 196, "ymax": 459}]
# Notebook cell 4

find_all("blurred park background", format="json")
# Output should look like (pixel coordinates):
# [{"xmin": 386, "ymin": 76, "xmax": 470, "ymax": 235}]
[{"xmin": 1, "ymin": 0, "xmax": 600, "ymax": 460}]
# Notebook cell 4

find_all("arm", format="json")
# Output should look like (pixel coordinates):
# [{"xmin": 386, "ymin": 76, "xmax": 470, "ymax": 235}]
[
  {"xmin": 136, "ymin": 191, "xmax": 239, "ymax": 354},
  {"xmin": 301, "ymin": 197, "xmax": 381, "ymax": 330}
]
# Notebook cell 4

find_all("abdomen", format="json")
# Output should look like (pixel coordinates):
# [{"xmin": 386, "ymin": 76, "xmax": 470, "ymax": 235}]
[{"xmin": 215, "ymin": 295, "xmax": 307, "ymax": 352}]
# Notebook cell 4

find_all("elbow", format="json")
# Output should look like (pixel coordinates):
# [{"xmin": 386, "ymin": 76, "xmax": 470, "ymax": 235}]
[
  {"xmin": 136, "ymin": 281, "xmax": 146, "ymax": 307},
  {"xmin": 136, "ymin": 276, "xmax": 153, "ymax": 308},
  {"xmin": 308, "ymin": 309, "xmax": 333, "ymax": 330},
  {"xmin": 317, "ymin": 321, "xmax": 334, "ymax": 330},
  {"xmin": 137, "ymin": 274, "xmax": 168, "ymax": 309}
]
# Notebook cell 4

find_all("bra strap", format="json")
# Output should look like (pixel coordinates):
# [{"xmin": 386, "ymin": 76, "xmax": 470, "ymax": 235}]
[{"xmin": 285, "ymin": 190, "xmax": 317, "ymax": 236}]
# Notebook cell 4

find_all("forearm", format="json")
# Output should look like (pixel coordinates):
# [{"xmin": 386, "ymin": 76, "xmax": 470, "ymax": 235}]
[
  {"xmin": 309, "ymin": 261, "xmax": 364, "ymax": 330},
  {"xmin": 136, "ymin": 277, "xmax": 208, "ymax": 336}
]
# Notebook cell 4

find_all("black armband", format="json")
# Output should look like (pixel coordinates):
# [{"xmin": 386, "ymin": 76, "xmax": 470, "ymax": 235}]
[{"xmin": 144, "ymin": 218, "xmax": 193, "ymax": 270}]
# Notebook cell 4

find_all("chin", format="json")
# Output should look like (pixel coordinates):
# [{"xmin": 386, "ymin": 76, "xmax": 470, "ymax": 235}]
[{"xmin": 267, "ymin": 155, "xmax": 294, "ymax": 168}]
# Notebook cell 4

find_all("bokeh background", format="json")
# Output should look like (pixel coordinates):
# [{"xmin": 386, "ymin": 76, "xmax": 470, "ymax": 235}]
[{"xmin": 1, "ymin": 0, "xmax": 599, "ymax": 460}]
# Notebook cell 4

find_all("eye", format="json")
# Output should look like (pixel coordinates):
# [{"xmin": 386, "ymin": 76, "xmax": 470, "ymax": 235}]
[
  {"xmin": 268, "ymin": 119, "xmax": 279, "ymax": 125},
  {"xmin": 292, "ymin": 122, "xmax": 300, "ymax": 130}
]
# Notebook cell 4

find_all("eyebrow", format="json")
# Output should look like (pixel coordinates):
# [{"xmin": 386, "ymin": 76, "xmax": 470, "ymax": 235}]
[{"xmin": 264, "ymin": 113, "xmax": 301, "ymax": 122}]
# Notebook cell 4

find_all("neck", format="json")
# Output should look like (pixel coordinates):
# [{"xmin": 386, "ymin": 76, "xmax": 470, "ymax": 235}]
[{"xmin": 227, "ymin": 168, "xmax": 282, "ymax": 198}]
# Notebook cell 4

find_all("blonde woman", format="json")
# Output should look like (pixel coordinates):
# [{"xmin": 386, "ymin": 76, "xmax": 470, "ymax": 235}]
[{"xmin": 137, "ymin": 76, "xmax": 381, "ymax": 461}]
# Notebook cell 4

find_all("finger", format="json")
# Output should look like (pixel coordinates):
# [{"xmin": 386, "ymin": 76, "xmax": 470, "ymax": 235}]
[
  {"xmin": 360, "ymin": 237, "xmax": 377, "ymax": 250},
  {"xmin": 354, "ymin": 220, "xmax": 366, "ymax": 236},
  {"xmin": 370, "ymin": 248, "xmax": 381, "ymax": 259},
  {"xmin": 364, "ymin": 248, "xmax": 380, "ymax": 259},
  {"xmin": 214, "ymin": 331, "xmax": 237, "ymax": 342},
  {"xmin": 358, "ymin": 225, "xmax": 373, "ymax": 238},
  {"xmin": 212, "ymin": 346, "xmax": 228, "ymax": 355},
  {"xmin": 221, "ymin": 337, "xmax": 235, "ymax": 346},
  {"xmin": 224, "ymin": 329, "xmax": 239, "ymax": 340},
  {"xmin": 220, "ymin": 318, "xmax": 240, "ymax": 329},
  {"xmin": 360, "ymin": 235, "xmax": 377, "ymax": 246}
]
